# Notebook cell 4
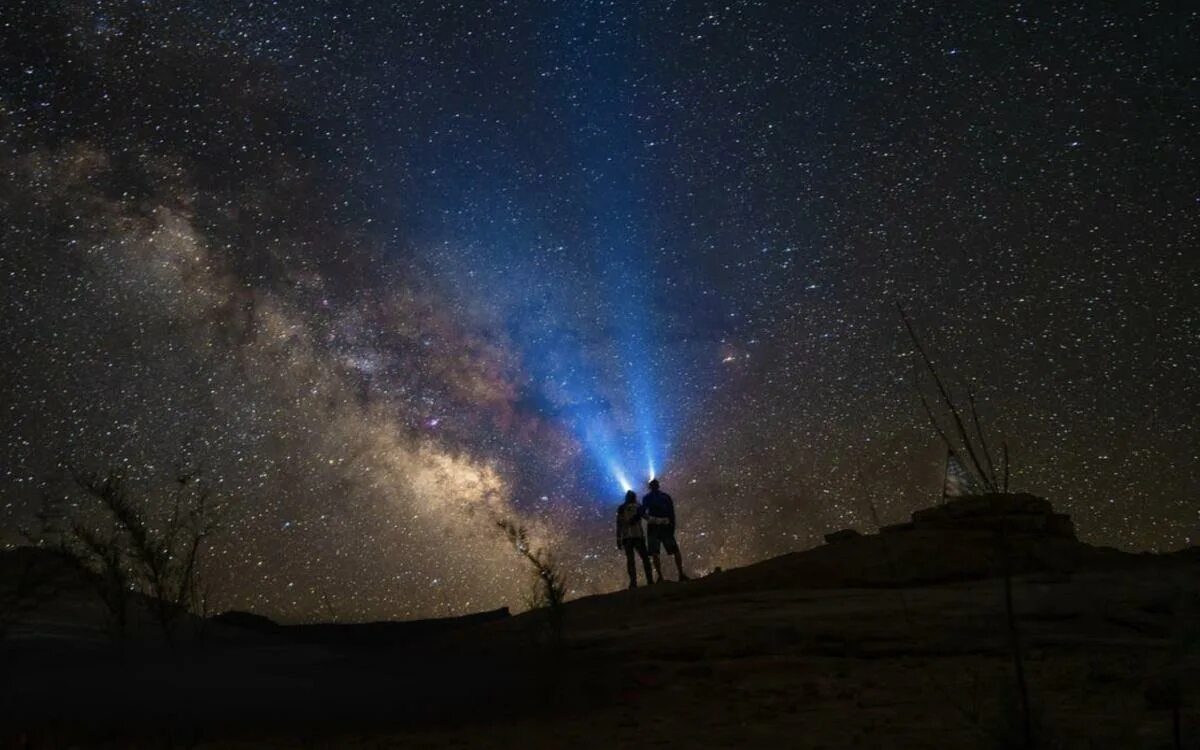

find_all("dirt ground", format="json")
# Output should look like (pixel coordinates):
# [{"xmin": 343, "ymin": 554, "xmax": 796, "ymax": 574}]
[{"xmin": 3, "ymin": 538, "xmax": 1198, "ymax": 749}]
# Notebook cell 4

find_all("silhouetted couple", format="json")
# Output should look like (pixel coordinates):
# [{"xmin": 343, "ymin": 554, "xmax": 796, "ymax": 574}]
[{"xmin": 615, "ymin": 478, "xmax": 688, "ymax": 588}]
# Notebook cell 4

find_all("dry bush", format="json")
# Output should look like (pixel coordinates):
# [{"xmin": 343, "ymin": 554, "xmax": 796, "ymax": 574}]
[
  {"xmin": 496, "ymin": 518, "xmax": 567, "ymax": 645},
  {"xmin": 28, "ymin": 464, "xmax": 219, "ymax": 643}
]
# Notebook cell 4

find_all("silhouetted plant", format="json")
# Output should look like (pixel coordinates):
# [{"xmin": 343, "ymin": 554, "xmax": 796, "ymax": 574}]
[
  {"xmin": 28, "ymin": 489, "xmax": 134, "ymax": 640},
  {"xmin": 496, "ymin": 518, "xmax": 567, "ymax": 645},
  {"xmin": 895, "ymin": 307, "xmax": 1039, "ymax": 748},
  {"xmin": 76, "ymin": 467, "xmax": 216, "ymax": 642},
  {"xmin": 28, "ymin": 463, "xmax": 219, "ymax": 643},
  {"xmin": 898, "ymin": 303, "xmax": 1010, "ymax": 496}
]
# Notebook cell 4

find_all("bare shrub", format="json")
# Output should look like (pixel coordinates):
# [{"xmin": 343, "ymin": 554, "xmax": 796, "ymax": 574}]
[
  {"xmin": 496, "ymin": 518, "xmax": 567, "ymax": 645},
  {"xmin": 29, "ymin": 489, "xmax": 134, "ymax": 640},
  {"xmin": 896, "ymin": 306, "xmax": 1039, "ymax": 748},
  {"xmin": 28, "ymin": 464, "xmax": 219, "ymax": 643}
]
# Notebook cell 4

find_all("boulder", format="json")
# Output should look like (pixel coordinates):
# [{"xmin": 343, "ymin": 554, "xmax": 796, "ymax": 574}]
[
  {"xmin": 909, "ymin": 494, "xmax": 1075, "ymax": 540},
  {"xmin": 824, "ymin": 529, "xmax": 863, "ymax": 545}
]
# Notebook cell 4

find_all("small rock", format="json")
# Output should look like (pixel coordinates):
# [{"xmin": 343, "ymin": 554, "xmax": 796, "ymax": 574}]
[{"xmin": 824, "ymin": 528, "xmax": 862, "ymax": 544}]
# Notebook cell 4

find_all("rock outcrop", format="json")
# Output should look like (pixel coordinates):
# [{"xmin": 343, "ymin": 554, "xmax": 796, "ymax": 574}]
[
  {"xmin": 885, "ymin": 493, "xmax": 1076, "ymax": 539},
  {"xmin": 822, "ymin": 528, "xmax": 863, "ymax": 545}
]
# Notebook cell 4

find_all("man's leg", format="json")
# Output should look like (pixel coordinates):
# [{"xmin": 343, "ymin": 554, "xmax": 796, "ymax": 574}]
[
  {"xmin": 647, "ymin": 532, "xmax": 664, "ymax": 582},
  {"xmin": 635, "ymin": 538, "xmax": 654, "ymax": 584},
  {"xmin": 623, "ymin": 541, "xmax": 637, "ymax": 587},
  {"xmin": 666, "ymin": 536, "xmax": 688, "ymax": 581},
  {"xmin": 673, "ymin": 549, "xmax": 688, "ymax": 581}
]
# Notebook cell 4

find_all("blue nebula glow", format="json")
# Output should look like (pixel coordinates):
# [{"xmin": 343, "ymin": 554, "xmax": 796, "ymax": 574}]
[
  {"xmin": 397, "ymin": 6, "xmax": 686, "ymax": 499},
  {"xmin": 614, "ymin": 324, "xmax": 667, "ymax": 494},
  {"xmin": 575, "ymin": 8, "xmax": 675, "ymax": 496},
  {"xmin": 580, "ymin": 411, "xmax": 640, "ymax": 494}
]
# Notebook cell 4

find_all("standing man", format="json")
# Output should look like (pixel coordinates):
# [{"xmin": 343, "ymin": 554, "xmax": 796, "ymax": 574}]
[
  {"xmin": 642, "ymin": 478, "xmax": 688, "ymax": 582},
  {"xmin": 616, "ymin": 490, "xmax": 654, "ymax": 588}
]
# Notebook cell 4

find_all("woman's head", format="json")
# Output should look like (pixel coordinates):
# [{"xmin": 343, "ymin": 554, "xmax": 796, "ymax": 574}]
[{"xmin": 624, "ymin": 490, "xmax": 637, "ymax": 504}]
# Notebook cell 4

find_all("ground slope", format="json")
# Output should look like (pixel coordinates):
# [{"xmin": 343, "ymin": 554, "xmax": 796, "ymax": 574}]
[{"xmin": 2, "ymin": 524, "xmax": 1198, "ymax": 749}]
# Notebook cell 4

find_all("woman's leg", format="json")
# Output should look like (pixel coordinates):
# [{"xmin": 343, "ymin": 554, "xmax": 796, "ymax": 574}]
[{"xmin": 623, "ymin": 540, "xmax": 638, "ymax": 586}]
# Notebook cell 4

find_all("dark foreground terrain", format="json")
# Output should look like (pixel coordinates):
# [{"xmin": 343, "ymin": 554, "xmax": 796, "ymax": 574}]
[{"xmin": 2, "ymin": 498, "xmax": 1198, "ymax": 749}]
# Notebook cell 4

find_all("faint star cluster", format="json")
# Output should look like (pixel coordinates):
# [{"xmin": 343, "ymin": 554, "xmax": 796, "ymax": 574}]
[{"xmin": 1, "ymin": 1, "xmax": 1196, "ymax": 622}]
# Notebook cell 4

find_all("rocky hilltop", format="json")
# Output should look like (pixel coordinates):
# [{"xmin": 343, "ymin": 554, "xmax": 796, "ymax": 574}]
[{"xmin": 886, "ymin": 492, "xmax": 1076, "ymax": 538}]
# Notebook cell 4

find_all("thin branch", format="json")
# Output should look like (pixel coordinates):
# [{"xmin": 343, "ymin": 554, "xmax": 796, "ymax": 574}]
[
  {"xmin": 966, "ymin": 386, "xmax": 998, "ymax": 489},
  {"xmin": 912, "ymin": 365, "xmax": 956, "ymax": 454},
  {"xmin": 897, "ymin": 303, "xmax": 995, "ymax": 492}
]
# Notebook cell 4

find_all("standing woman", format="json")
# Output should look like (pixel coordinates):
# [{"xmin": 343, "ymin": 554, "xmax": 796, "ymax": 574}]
[{"xmin": 616, "ymin": 490, "xmax": 654, "ymax": 588}]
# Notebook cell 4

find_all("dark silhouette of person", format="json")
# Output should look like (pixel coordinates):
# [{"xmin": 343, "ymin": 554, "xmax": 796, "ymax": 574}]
[
  {"xmin": 616, "ymin": 490, "xmax": 654, "ymax": 588},
  {"xmin": 642, "ymin": 478, "xmax": 688, "ymax": 582}
]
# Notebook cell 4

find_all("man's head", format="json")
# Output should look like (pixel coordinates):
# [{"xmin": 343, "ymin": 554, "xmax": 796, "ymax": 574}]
[
  {"xmin": 624, "ymin": 489, "xmax": 637, "ymax": 504},
  {"xmin": 648, "ymin": 478, "xmax": 660, "ymax": 491}
]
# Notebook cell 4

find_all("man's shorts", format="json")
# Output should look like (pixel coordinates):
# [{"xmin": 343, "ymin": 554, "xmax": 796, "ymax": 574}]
[{"xmin": 647, "ymin": 526, "xmax": 679, "ymax": 555}]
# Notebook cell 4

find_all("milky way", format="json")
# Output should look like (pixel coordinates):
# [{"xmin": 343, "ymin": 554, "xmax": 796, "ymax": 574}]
[{"xmin": 1, "ymin": 2, "xmax": 1197, "ymax": 621}]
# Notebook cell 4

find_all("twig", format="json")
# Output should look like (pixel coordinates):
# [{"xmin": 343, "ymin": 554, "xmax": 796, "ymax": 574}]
[
  {"xmin": 912, "ymin": 365, "xmax": 956, "ymax": 455},
  {"xmin": 897, "ymin": 303, "xmax": 995, "ymax": 492},
  {"xmin": 966, "ymin": 386, "xmax": 998, "ymax": 489}
]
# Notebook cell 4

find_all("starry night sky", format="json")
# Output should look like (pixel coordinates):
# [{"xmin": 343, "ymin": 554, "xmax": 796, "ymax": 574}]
[{"xmin": 1, "ymin": 1, "xmax": 1197, "ymax": 621}]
